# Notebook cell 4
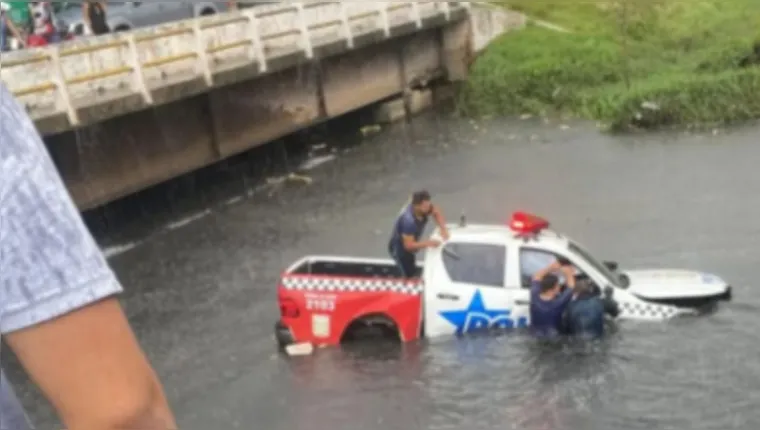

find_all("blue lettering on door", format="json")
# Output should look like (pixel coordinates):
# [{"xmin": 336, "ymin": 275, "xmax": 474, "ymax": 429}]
[{"xmin": 439, "ymin": 290, "xmax": 528, "ymax": 335}]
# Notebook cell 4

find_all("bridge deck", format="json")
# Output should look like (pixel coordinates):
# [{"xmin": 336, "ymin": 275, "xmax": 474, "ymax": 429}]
[{"xmin": 0, "ymin": 1, "xmax": 470, "ymax": 136}]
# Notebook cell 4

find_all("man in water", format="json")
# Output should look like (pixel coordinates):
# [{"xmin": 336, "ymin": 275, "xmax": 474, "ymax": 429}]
[
  {"xmin": 0, "ymin": 82, "xmax": 176, "ymax": 429},
  {"xmin": 529, "ymin": 260, "xmax": 577, "ymax": 338},
  {"xmin": 388, "ymin": 190, "xmax": 449, "ymax": 278},
  {"xmin": 564, "ymin": 281, "xmax": 620, "ymax": 340}
]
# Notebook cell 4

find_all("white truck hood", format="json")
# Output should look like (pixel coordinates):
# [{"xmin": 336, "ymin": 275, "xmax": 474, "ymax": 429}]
[{"xmin": 623, "ymin": 269, "xmax": 728, "ymax": 300}]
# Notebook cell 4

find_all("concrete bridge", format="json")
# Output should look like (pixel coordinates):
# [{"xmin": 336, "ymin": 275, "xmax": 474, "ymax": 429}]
[{"xmin": 0, "ymin": 1, "xmax": 523, "ymax": 210}]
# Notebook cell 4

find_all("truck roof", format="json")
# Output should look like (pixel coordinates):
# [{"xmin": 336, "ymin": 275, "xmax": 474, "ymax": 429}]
[{"xmin": 432, "ymin": 223, "xmax": 571, "ymax": 249}]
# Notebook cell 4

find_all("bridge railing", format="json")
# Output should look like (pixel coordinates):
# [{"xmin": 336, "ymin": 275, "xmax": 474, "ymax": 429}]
[{"xmin": 0, "ymin": 1, "xmax": 470, "ymax": 128}]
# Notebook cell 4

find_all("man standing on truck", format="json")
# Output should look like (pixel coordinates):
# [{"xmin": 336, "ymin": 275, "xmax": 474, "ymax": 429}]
[
  {"xmin": 530, "ymin": 260, "xmax": 577, "ymax": 338},
  {"xmin": 388, "ymin": 190, "xmax": 450, "ymax": 278}
]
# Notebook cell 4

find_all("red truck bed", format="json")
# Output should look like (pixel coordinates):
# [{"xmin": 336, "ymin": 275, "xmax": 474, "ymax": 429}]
[{"xmin": 275, "ymin": 256, "xmax": 423, "ymax": 348}]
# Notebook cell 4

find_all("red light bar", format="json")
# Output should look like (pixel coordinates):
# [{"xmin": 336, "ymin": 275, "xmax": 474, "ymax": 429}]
[{"xmin": 509, "ymin": 211, "xmax": 549, "ymax": 235}]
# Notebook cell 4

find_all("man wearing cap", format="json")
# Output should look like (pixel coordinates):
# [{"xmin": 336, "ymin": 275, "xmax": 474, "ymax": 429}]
[{"xmin": 388, "ymin": 190, "xmax": 450, "ymax": 278}]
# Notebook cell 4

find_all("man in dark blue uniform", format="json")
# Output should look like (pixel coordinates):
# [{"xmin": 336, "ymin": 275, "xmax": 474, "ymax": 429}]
[
  {"xmin": 388, "ymin": 190, "xmax": 449, "ymax": 278},
  {"xmin": 529, "ymin": 260, "xmax": 577, "ymax": 338},
  {"xmin": 564, "ymin": 282, "xmax": 620, "ymax": 340}
]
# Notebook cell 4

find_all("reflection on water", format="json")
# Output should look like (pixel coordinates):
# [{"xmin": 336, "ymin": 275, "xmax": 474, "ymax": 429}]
[{"xmin": 10, "ymin": 108, "xmax": 760, "ymax": 429}]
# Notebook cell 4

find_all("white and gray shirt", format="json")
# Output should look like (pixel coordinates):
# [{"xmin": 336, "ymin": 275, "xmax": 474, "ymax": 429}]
[{"xmin": 0, "ymin": 82, "xmax": 124, "ymax": 428}]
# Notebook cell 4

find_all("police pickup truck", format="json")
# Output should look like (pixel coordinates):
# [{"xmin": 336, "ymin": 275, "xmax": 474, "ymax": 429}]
[{"xmin": 275, "ymin": 212, "xmax": 732, "ymax": 348}]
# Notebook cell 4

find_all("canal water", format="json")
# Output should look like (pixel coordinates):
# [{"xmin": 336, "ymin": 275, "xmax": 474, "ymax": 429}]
[{"xmin": 8, "ymin": 108, "xmax": 760, "ymax": 429}]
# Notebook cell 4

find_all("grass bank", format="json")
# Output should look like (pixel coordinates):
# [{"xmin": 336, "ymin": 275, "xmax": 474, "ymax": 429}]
[{"xmin": 460, "ymin": 0, "xmax": 760, "ymax": 131}]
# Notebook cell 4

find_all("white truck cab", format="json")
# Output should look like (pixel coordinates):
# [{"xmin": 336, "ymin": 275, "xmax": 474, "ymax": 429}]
[{"xmin": 419, "ymin": 212, "xmax": 732, "ymax": 338}]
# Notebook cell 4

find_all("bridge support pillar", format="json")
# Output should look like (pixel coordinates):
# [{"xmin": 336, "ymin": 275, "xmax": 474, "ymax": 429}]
[{"xmin": 441, "ymin": 18, "xmax": 472, "ymax": 82}]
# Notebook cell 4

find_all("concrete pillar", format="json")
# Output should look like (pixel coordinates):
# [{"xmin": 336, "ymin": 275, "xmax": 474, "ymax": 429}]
[
  {"xmin": 440, "ymin": 19, "xmax": 472, "ymax": 82},
  {"xmin": 372, "ymin": 88, "xmax": 434, "ymax": 124}
]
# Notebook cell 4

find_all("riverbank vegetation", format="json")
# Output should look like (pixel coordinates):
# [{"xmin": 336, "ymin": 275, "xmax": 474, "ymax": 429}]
[{"xmin": 460, "ymin": 0, "xmax": 760, "ymax": 131}]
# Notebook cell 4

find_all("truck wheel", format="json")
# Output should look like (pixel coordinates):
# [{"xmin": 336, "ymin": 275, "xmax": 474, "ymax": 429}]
[
  {"xmin": 340, "ymin": 314, "xmax": 400, "ymax": 345},
  {"xmin": 200, "ymin": 8, "xmax": 215, "ymax": 16}
]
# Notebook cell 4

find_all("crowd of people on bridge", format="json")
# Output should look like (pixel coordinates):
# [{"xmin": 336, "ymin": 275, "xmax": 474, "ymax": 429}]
[{"xmin": 0, "ymin": 1, "xmax": 108, "ymax": 52}]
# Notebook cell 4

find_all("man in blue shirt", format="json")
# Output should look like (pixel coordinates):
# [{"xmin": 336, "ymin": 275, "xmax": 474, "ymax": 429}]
[
  {"xmin": 388, "ymin": 190, "xmax": 449, "ymax": 278},
  {"xmin": 564, "ymin": 282, "xmax": 620, "ymax": 340},
  {"xmin": 529, "ymin": 260, "xmax": 577, "ymax": 337}
]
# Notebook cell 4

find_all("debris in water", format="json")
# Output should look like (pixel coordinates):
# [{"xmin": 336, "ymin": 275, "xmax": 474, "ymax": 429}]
[
  {"xmin": 520, "ymin": 113, "xmax": 532, "ymax": 120},
  {"xmin": 360, "ymin": 124, "xmax": 381, "ymax": 136},
  {"xmin": 560, "ymin": 124, "xmax": 570, "ymax": 130},
  {"xmin": 265, "ymin": 173, "xmax": 313, "ymax": 197},
  {"xmin": 507, "ymin": 134, "xmax": 517, "ymax": 140},
  {"xmin": 299, "ymin": 154, "xmax": 336, "ymax": 171},
  {"xmin": 311, "ymin": 142, "xmax": 327, "ymax": 150},
  {"xmin": 266, "ymin": 173, "xmax": 313, "ymax": 186},
  {"xmin": 285, "ymin": 343, "xmax": 314, "ymax": 356},
  {"xmin": 641, "ymin": 101, "xmax": 660, "ymax": 110}
]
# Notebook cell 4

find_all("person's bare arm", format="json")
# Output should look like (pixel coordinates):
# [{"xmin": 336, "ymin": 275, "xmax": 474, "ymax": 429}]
[
  {"xmin": 4, "ymin": 17, "xmax": 26, "ymax": 47},
  {"xmin": 81, "ymin": 2, "xmax": 92, "ymax": 32},
  {"xmin": 533, "ymin": 260, "xmax": 561, "ymax": 282},
  {"xmin": 402, "ymin": 234, "xmax": 439, "ymax": 252},
  {"xmin": 0, "ymin": 82, "xmax": 176, "ymax": 430},
  {"xmin": 430, "ymin": 205, "xmax": 449, "ymax": 241},
  {"xmin": 5, "ymin": 299, "xmax": 175, "ymax": 430},
  {"xmin": 560, "ymin": 265, "xmax": 576, "ymax": 289}
]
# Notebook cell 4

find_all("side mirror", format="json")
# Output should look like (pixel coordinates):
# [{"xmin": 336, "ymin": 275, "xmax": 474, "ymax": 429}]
[
  {"xmin": 603, "ymin": 260, "xmax": 618, "ymax": 272},
  {"xmin": 618, "ymin": 273, "xmax": 630, "ymax": 289}
]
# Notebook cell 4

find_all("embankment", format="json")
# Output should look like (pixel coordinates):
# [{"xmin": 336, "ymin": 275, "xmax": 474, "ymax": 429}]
[{"xmin": 460, "ymin": 0, "xmax": 760, "ymax": 131}]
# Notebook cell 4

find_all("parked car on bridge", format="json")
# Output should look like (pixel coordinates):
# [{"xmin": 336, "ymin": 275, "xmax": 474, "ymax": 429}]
[{"xmin": 54, "ymin": 1, "xmax": 231, "ymax": 36}]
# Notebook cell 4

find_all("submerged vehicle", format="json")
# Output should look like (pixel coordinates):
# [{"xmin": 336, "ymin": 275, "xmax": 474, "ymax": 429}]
[{"xmin": 275, "ymin": 212, "xmax": 732, "ymax": 348}]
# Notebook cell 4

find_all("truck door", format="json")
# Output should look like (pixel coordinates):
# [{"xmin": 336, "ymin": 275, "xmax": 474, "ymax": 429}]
[
  {"xmin": 514, "ymin": 245, "xmax": 589, "ymax": 325},
  {"xmin": 424, "ymin": 241, "xmax": 527, "ymax": 338}
]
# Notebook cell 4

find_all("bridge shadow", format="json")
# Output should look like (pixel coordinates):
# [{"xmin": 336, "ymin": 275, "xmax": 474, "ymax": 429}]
[{"xmin": 79, "ymin": 102, "xmax": 384, "ymax": 245}]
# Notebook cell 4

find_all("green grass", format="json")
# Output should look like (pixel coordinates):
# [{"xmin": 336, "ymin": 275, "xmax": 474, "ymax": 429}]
[{"xmin": 460, "ymin": 0, "xmax": 760, "ymax": 131}]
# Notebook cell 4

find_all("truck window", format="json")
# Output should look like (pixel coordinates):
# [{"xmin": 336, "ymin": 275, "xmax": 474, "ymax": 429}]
[
  {"xmin": 519, "ymin": 248, "xmax": 577, "ymax": 288},
  {"xmin": 441, "ymin": 243, "xmax": 506, "ymax": 288}
]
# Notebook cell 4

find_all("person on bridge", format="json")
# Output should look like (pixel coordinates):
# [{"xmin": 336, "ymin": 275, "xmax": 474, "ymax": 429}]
[
  {"xmin": 563, "ymin": 281, "xmax": 620, "ymax": 340},
  {"xmin": 529, "ymin": 260, "xmax": 577, "ymax": 338},
  {"xmin": 0, "ymin": 2, "xmax": 26, "ymax": 52},
  {"xmin": 388, "ymin": 190, "xmax": 449, "ymax": 278},
  {"xmin": 0, "ymin": 82, "xmax": 176, "ymax": 429},
  {"xmin": 82, "ymin": 0, "xmax": 109, "ymax": 35}
]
